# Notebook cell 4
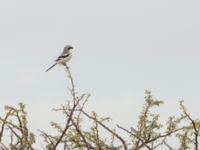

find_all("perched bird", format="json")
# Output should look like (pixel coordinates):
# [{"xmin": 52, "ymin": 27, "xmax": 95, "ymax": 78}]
[{"xmin": 46, "ymin": 45, "xmax": 74, "ymax": 72}]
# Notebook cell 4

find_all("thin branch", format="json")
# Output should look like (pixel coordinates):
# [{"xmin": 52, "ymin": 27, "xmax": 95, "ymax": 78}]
[
  {"xmin": 53, "ymin": 98, "xmax": 80, "ymax": 149},
  {"xmin": 117, "ymin": 124, "xmax": 185, "ymax": 149},
  {"xmin": 39, "ymin": 130, "xmax": 56, "ymax": 147},
  {"xmin": 94, "ymin": 120, "xmax": 102, "ymax": 150},
  {"xmin": 0, "ymin": 143, "xmax": 9, "ymax": 150},
  {"xmin": 117, "ymin": 124, "xmax": 151, "ymax": 149},
  {"xmin": 81, "ymin": 110, "xmax": 128, "ymax": 150},
  {"xmin": 71, "ymin": 120, "xmax": 91, "ymax": 150},
  {"xmin": 163, "ymin": 140, "xmax": 174, "ymax": 150},
  {"xmin": 180, "ymin": 102, "xmax": 199, "ymax": 150},
  {"xmin": 65, "ymin": 64, "xmax": 76, "ymax": 103},
  {"xmin": 53, "ymin": 65, "xmax": 79, "ymax": 149},
  {"xmin": 0, "ymin": 110, "xmax": 12, "ymax": 142}
]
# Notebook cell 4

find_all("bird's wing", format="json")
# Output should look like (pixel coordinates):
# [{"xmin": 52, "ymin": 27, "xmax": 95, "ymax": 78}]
[{"xmin": 55, "ymin": 53, "xmax": 70, "ymax": 61}]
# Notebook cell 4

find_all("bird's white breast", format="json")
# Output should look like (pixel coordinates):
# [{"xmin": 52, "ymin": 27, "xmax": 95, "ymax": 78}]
[{"xmin": 57, "ymin": 49, "xmax": 73, "ymax": 64}]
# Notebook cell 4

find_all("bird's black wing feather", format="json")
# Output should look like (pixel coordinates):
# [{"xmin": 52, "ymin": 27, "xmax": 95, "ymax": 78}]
[{"xmin": 55, "ymin": 54, "xmax": 70, "ymax": 61}]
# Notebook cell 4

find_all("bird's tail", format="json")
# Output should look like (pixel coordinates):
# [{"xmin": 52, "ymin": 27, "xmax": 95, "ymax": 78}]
[{"xmin": 45, "ymin": 63, "xmax": 57, "ymax": 72}]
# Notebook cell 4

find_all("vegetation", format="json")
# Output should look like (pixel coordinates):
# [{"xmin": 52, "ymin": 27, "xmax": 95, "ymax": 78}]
[{"xmin": 0, "ymin": 66, "xmax": 199, "ymax": 150}]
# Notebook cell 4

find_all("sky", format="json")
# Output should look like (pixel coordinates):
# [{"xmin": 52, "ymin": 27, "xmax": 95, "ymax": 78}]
[{"xmin": 0, "ymin": 0, "xmax": 200, "ymax": 147}]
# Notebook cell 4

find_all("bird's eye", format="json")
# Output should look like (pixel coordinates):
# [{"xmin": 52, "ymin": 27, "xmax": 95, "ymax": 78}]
[{"xmin": 68, "ymin": 46, "xmax": 73, "ymax": 50}]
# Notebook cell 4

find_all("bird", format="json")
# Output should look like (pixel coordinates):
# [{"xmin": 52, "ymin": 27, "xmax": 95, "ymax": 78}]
[{"xmin": 46, "ymin": 45, "xmax": 74, "ymax": 72}]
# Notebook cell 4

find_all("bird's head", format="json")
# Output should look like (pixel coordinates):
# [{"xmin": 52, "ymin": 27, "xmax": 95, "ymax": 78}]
[{"xmin": 64, "ymin": 45, "xmax": 74, "ymax": 51}]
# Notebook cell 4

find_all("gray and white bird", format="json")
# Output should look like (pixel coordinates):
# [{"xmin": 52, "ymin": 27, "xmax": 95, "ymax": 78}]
[{"xmin": 46, "ymin": 45, "xmax": 74, "ymax": 72}]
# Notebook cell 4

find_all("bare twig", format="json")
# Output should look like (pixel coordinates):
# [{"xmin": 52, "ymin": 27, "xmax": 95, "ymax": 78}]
[
  {"xmin": 117, "ymin": 124, "xmax": 185, "ymax": 149},
  {"xmin": 163, "ymin": 140, "xmax": 174, "ymax": 150},
  {"xmin": 180, "ymin": 102, "xmax": 199, "ymax": 150},
  {"xmin": 53, "ymin": 65, "xmax": 80, "ymax": 149},
  {"xmin": 53, "ymin": 98, "xmax": 80, "ymax": 149},
  {"xmin": 65, "ymin": 64, "xmax": 76, "ymax": 103},
  {"xmin": 0, "ymin": 110, "xmax": 12, "ymax": 142},
  {"xmin": 71, "ymin": 119, "xmax": 91, "ymax": 149},
  {"xmin": 117, "ymin": 124, "xmax": 151, "ymax": 149},
  {"xmin": 81, "ymin": 110, "xmax": 128, "ymax": 150}
]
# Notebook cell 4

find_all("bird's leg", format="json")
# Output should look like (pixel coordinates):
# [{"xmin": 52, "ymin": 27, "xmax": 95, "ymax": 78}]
[{"xmin": 64, "ymin": 63, "xmax": 69, "ymax": 70}]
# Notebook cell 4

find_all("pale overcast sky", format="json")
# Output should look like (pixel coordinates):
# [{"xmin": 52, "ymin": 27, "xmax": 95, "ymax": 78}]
[{"xmin": 0, "ymin": 0, "xmax": 200, "ymax": 147}]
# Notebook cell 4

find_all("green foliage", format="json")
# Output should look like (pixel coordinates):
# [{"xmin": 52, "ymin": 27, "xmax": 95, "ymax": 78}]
[
  {"xmin": 0, "ymin": 67, "xmax": 199, "ymax": 149},
  {"xmin": 0, "ymin": 103, "xmax": 35, "ymax": 150},
  {"xmin": 0, "ymin": 92, "xmax": 200, "ymax": 150}
]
